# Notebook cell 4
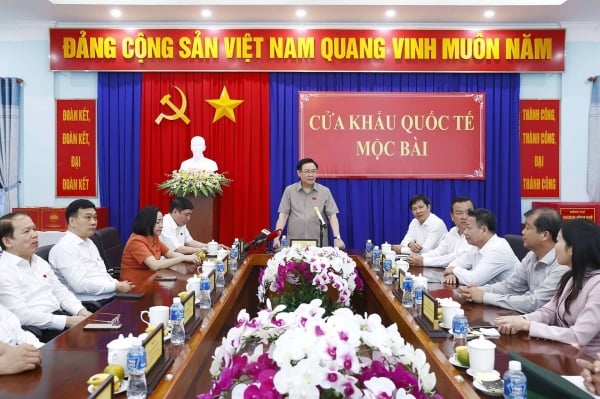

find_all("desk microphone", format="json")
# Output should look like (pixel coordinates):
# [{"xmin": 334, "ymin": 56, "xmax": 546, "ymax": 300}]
[
  {"xmin": 243, "ymin": 228, "xmax": 271, "ymax": 252},
  {"xmin": 266, "ymin": 229, "xmax": 282, "ymax": 240},
  {"xmin": 313, "ymin": 207, "xmax": 327, "ymax": 227}
]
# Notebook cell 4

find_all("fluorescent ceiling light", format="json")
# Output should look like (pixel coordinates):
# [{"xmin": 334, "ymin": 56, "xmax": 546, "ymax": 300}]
[{"xmin": 48, "ymin": 0, "xmax": 568, "ymax": 5}]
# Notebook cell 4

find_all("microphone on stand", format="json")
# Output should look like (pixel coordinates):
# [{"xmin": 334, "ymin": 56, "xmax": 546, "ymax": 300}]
[
  {"xmin": 242, "ymin": 229, "xmax": 282, "ymax": 252},
  {"xmin": 243, "ymin": 228, "xmax": 270, "ymax": 252},
  {"xmin": 313, "ymin": 207, "xmax": 327, "ymax": 227}
]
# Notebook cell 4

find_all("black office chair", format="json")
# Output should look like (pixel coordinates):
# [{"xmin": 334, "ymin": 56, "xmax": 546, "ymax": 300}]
[
  {"xmin": 36, "ymin": 244, "xmax": 54, "ymax": 262},
  {"xmin": 91, "ymin": 227, "xmax": 124, "ymax": 279},
  {"xmin": 503, "ymin": 234, "xmax": 529, "ymax": 261}
]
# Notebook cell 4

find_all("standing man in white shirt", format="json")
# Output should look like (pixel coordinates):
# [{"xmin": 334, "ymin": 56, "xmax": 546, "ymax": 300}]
[
  {"xmin": 160, "ymin": 197, "xmax": 210, "ymax": 254},
  {"xmin": 459, "ymin": 207, "xmax": 568, "ymax": 313},
  {"xmin": 0, "ymin": 212, "xmax": 92, "ymax": 343},
  {"xmin": 443, "ymin": 208, "xmax": 519, "ymax": 286},
  {"xmin": 392, "ymin": 194, "xmax": 448, "ymax": 255},
  {"xmin": 49, "ymin": 199, "xmax": 134, "ymax": 311},
  {"xmin": 407, "ymin": 196, "xmax": 475, "ymax": 267}
]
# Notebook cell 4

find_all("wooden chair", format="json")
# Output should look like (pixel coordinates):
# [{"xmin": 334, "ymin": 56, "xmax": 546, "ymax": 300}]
[{"xmin": 90, "ymin": 227, "xmax": 124, "ymax": 279}]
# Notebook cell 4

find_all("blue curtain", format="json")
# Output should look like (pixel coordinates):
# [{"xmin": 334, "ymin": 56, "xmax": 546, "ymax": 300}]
[
  {"xmin": 269, "ymin": 72, "xmax": 521, "ymax": 250},
  {"xmin": 97, "ymin": 73, "xmax": 142, "ymax": 240},
  {"xmin": 0, "ymin": 78, "xmax": 22, "ymax": 215}
]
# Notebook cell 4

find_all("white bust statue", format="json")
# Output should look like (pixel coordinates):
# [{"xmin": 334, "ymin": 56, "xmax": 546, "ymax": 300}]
[{"xmin": 180, "ymin": 136, "xmax": 218, "ymax": 172}]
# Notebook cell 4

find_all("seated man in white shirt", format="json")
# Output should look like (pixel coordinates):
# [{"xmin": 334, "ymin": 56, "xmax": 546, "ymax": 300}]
[
  {"xmin": 443, "ymin": 208, "xmax": 519, "ymax": 286},
  {"xmin": 0, "ymin": 212, "xmax": 92, "ymax": 343},
  {"xmin": 408, "ymin": 196, "xmax": 475, "ymax": 267},
  {"xmin": 0, "ymin": 305, "xmax": 42, "ymax": 375},
  {"xmin": 392, "ymin": 194, "xmax": 448, "ymax": 255},
  {"xmin": 160, "ymin": 197, "xmax": 211, "ymax": 255},
  {"xmin": 459, "ymin": 207, "xmax": 568, "ymax": 313},
  {"xmin": 49, "ymin": 199, "xmax": 135, "ymax": 311}
]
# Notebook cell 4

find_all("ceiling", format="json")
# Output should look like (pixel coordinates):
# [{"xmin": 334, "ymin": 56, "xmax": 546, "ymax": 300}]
[{"xmin": 3, "ymin": 0, "xmax": 600, "ymax": 27}]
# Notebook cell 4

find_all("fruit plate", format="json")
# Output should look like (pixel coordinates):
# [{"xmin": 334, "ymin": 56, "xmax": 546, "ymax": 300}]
[
  {"xmin": 473, "ymin": 379, "xmax": 503, "ymax": 397},
  {"xmin": 449, "ymin": 355, "xmax": 468, "ymax": 369},
  {"xmin": 88, "ymin": 379, "xmax": 128, "ymax": 395}
]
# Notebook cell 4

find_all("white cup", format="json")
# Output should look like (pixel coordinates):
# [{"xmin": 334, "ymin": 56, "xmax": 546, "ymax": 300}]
[
  {"xmin": 216, "ymin": 248, "xmax": 228, "ymax": 261},
  {"xmin": 106, "ymin": 335, "xmax": 132, "ymax": 376},
  {"xmin": 186, "ymin": 276, "xmax": 201, "ymax": 300},
  {"xmin": 381, "ymin": 242, "xmax": 392, "ymax": 253},
  {"xmin": 207, "ymin": 240, "xmax": 218, "ymax": 256},
  {"xmin": 441, "ymin": 301, "xmax": 461, "ymax": 327},
  {"xmin": 468, "ymin": 336, "xmax": 496, "ymax": 373},
  {"xmin": 395, "ymin": 259, "xmax": 409, "ymax": 274},
  {"xmin": 140, "ymin": 305, "xmax": 169, "ymax": 327}
]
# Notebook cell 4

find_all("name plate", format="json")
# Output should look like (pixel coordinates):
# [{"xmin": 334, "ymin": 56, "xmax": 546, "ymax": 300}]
[
  {"xmin": 87, "ymin": 374, "xmax": 113, "ymax": 399},
  {"xmin": 180, "ymin": 291, "xmax": 195, "ymax": 325},
  {"xmin": 142, "ymin": 322, "xmax": 165, "ymax": 374},
  {"xmin": 421, "ymin": 291, "xmax": 441, "ymax": 330},
  {"xmin": 142, "ymin": 321, "xmax": 174, "ymax": 393},
  {"xmin": 202, "ymin": 266, "xmax": 216, "ymax": 293},
  {"xmin": 397, "ymin": 269, "xmax": 406, "ymax": 290}
]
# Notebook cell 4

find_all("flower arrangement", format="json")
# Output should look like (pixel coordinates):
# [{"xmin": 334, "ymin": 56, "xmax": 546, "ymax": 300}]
[
  {"xmin": 257, "ymin": 246, "xmax": 363, "ymax": 314},
  {"xmin": 157, "ymin": 169, "xmax": 231, "ymax": 197},
  {"xmin": 198, "ymin": 299, "xmax": 441, "ymax": 399}
]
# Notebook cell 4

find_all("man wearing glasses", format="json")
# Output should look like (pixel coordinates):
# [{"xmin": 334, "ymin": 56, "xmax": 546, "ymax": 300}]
[{"xmin": 273, "ymin": 158, "xmax": 344, "ymax": 249}]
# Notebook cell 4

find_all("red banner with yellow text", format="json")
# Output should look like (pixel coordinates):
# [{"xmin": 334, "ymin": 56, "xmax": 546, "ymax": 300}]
[
  {"xmin": 49, "ymin": 28, "xmax": 565, "ymax": 72},
  {"xmin": 56, "ymin": 99, "xmax": 97, "ymax": 197},
  {"xmin": 299, "ymin": 92, "xmax": 485, "ymax": 179},
  {"xmin": 520, "ymin": 99, "xmax": 560, "ymax": 197}
]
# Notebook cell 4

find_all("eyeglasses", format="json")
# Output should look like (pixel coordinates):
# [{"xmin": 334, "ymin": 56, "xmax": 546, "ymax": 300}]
[
  {"xmin": 301, "ymin": 169, "xmax": 318, "ymax": 175},
  {"xmin": 91, "ymin": 313, "xmax": 121, "ymax": 326}
]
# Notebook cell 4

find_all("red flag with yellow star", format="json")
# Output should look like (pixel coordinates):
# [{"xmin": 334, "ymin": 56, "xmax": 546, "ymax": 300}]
[{"xmin": 139, "ymin": 72, "xmax": 270, "ymax": 244}]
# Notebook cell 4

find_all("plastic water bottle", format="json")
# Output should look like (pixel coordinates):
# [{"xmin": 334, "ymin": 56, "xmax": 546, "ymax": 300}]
[
  {"xmin": 383, "ymin": 256, "xmax": 393, "ymax": 284},
  {"xmin": 127, "ymin": 337, "xmax": 147, "ymax": 399},
  {"xmin": 414, "ymin": 274, "xmax": 427, "ymax": 305},
  {"xmin": 372, "ymin": 245, "xmax": 381, "ymax": 271},
  {"xmin": 402, "ymin": 273, "xmax": 414, "ymax": 308},
  {"xmin": 503, "ymin": 360, "xmax": 527, "ymax": 399},
  {"xmin": 199, "ymin": 274, "xmax": 211, "ymax": 309},
  {"xmin": 215, "ymin": 260, "xmax": 225, "ymax": 288},
  {"xmin": 229, "ymin": 239, "xmax": 239, "ymax": 272},
  {"xmin": 452, "ymin": 309, "xmax": 469, "ymax": 341},
  {"xmin": 169, "ymin": 297, "xmax": 185, "ymax": 345},
  {"xmin": 365, "ymin": 239, "xmax": 374, "ymax": 263},
  {"xmin": 280, "ymin": 235, "xmax": 288, "ymax": 248}
]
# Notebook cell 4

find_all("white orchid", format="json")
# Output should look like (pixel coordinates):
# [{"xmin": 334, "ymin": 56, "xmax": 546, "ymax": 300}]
[{"xmin": 201, "ymin": 299, "xmax": 440, "ymax": 399}]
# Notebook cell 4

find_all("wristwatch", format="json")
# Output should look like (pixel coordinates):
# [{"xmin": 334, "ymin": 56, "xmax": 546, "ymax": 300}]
[{"xmin": 334, "ymin": 236, "xmax": 341, "ymax": 240}]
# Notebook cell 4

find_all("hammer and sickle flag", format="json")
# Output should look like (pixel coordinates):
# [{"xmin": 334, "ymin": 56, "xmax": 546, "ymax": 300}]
[
  {"xmin": 206, "ymin": 86, "xmax": 244, "ymax": 123},
  {"xmin": 154, "ymin": 85, "xmax": 191, "ymax": 125}
]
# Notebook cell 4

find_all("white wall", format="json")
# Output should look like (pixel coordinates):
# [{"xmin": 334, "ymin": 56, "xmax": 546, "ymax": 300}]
[
  {"xmin": 519, "ymin": 24, "xmax": 600, "ymax": 219},
  {"xmin": 1, "ymin": 22, "xmax": 599, "ymax": 222}
]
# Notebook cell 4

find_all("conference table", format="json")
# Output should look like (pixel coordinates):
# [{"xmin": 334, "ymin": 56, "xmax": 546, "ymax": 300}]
[{"xmin": 0, "ymin": 254, "xmax": 592, "ymax": 399}]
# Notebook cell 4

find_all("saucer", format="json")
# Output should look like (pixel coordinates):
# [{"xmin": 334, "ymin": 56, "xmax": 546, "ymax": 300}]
[
  {"xmin": 473, "ymin": 379, "xmax": 503, "ymax": 397},
  {"xmin": 449, "ymin": 355, "xmax": 468, "ymax": 369},
  {"xmin": 88, "ymin": 379, "xmax": 128, "ymax": 395},
  {"xmin": 439, "ymin": 322, "xmax": 450, "ymax": 329},
  {"xmin": 467, "ymin": 368, "xmax": 501, "ymax": 380}
]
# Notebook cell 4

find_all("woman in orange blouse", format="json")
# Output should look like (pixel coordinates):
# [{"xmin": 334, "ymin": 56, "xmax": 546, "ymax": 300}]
[{"xmin": 121, "ymin": 206, "xmax": 200, "ymax": 282}]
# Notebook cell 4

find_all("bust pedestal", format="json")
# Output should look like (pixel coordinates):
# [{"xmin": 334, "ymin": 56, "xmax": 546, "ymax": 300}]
[{"xmin": 186, "ymin": 196, "xmax": 221, "ymax": 243}]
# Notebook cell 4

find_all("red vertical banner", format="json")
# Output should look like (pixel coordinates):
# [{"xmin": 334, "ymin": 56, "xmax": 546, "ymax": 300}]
[
  {"xmin": 56, "ymin": 99, "xmax": 97, "ymax": 197},
  {"xmin": 520, "ymin": 99, "xmax": 560, "ymax": 198}
]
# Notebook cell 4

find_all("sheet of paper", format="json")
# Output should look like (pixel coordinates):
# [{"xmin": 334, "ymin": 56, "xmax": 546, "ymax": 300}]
[{"xmin": 562, "ymin": 375, "xmax": 600, "ymax": 398}]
